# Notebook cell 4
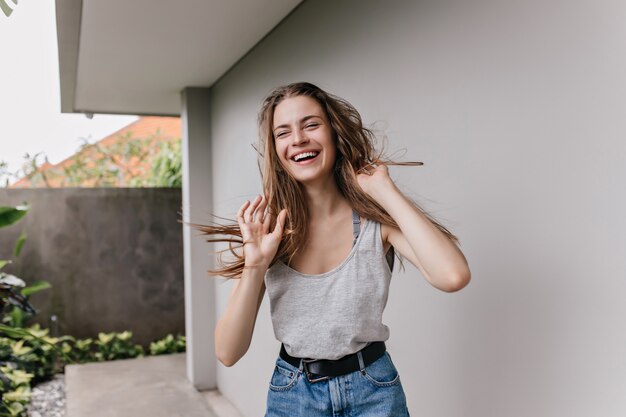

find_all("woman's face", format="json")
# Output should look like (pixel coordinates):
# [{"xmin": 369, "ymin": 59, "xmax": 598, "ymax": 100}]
[{"xmin": 272, "ymin": 95, "xmax": 337, "ymax": 185}]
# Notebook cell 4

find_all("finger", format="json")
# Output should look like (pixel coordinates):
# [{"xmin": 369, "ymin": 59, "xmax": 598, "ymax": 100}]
[
  {"xmin": 245, "ymin": 195, "xmax": 262, "ymax": 222},
  {"xmin": 252, "ymin": 194, "xmax": 265, "ymax": 222},
  {"xmin": 237, "ymin": 200, "xmax": 251, "ymax": 224},
  {"xmin": 262, "ymin": 207, "xmax": 272, "ymax": 233},
  {"xmin": 272, "ymin": 209, "xmax": 287, "ymax": 235},
  {"xmin": 255, "ymin": 195, "xmax": 268, "ymax": 223}
]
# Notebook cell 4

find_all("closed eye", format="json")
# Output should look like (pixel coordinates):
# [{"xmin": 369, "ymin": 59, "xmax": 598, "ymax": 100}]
[{"xmin": 305, "ymin": 123, "xmax": 319, "ymax": 128}]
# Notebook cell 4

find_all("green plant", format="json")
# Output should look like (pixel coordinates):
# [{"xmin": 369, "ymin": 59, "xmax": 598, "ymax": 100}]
[
  {"xmin": 146, "ymin": 139, "xmax": 182, "ymax": 187},
  {"xmin": 0, "ymin": 205, "xmax": 28, "ymax": 229},
  {"xmin": 0, "ymin": 0, "xmax": 19, "ymax": 18},
  {"xmin": 0, "ymin": 204, "xmax": 184, "ymax": 415},
  {"xmin": 0, "ymin": 364, "xmax": 33, "ymax": 417},
  {"xmin": 50, "ymin": 331, "xmax": 146, "ymax": 364},
  {"xmin": 0, "ymin": 326, "xmax": 186, "ymax": 415},
  {"xmin": 0, "ymin": 325, "xmax": 62, "ymax": 416},
  {"xmin": 7, "ymin": 325, "xmax": 62, "ymax": 384},
  {"xmin": 1, "ymin": 279, "xmax": 51, "ymax": 329},
  {"xmin": 149, "ymin": 333, "xmax": 186, "ymax": 355},
  {"xmin": 0, "ymin": 205, "xmax": 39, "ymax": 324},
  {"xmin": 53, "ymin": 331, "xmax": 185, "ymax": 364},
  {"xmin": 62, "ymin": 132, "xmax": 154, "ymax": 187},
  {"xmin": 55, "ymin": 335, "xmax": 93, "ymax": 365},
  {"xmin": 0, "ymin": 204, "xmax": 70, "ymax": 416},
  {"xmin": 0, "ymin": 205, "xmax": 52, "ymax": 329},
  {"xmin": 92, "ymin": 331, "xmax": 144, "ymax": 362}
]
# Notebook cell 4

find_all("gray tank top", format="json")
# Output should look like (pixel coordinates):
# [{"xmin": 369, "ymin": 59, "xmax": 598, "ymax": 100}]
[{"xmin": 264, "ymin": 211, "xmax": 395, "ymax": 360}]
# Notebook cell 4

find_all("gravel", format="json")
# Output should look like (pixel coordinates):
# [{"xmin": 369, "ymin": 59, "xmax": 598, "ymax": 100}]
[{"xmin": 26, "ymin": 374, "xmax": 65, "ymax": 417}]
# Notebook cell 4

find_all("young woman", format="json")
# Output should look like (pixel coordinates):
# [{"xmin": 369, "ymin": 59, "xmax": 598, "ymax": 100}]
[{"xmin": 202, "ymin": 82, "xmax": 471, "ymax": 416}]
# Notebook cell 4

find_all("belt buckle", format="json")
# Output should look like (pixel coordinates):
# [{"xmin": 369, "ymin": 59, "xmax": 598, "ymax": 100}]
[{"xmin": 302, "ymin": 358, "xmax": 330, "ymax": 383}]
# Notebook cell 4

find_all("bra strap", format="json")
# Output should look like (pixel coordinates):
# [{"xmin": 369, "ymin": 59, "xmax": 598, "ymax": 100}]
[{"xmin": 352, "ymin": 209, "xmax": 360, "ymax": 245}]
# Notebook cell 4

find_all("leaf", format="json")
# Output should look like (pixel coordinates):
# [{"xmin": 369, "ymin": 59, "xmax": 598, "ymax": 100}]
[
  {"xmin": 5, "ymin": 369, "xmax": 33, "ymax": 386},
  {"xmin": 24, "ymin": 324, "xmax": 48, "ymax": 338},
  {"xmin": 0, "ymin": 0, "xmax": 14, "ymax": 18},
  {"xmin": 42, "ymin": 336, "xmax": 59, "ymax": 344},
  {"xmin": 0, "ymin": 260, "xmax": 12, "ymax": 270},
  {"xmin": 13, "ymin": 232, "xmax": 26, "ymax": 257},
  {"xmin": 76, "ymin": 338, "xmax": 92, "ymax": 349},
  {"xmin": 0, "ymin": 204, "xmax": 28, "ymax": 228},
  {"xmin": 9, "ymin": 306, "xmax": 24, "ymax": 329},
  {"xmin": 0, "ymin": 274, "xmax": 25, "ymax": 287},
  {"xmin": 3, "ymin": 386, "xmax": 32, "ymax": 402},
  {"xmin": 0, "ymin": 324, "xmax": 37, "ymax": 338},
  {"xmin": 117, "ymin": 330, "xmax": 132, "ymax": 341},
  {"xmin": 20, "ymin": 280, "xmax": 52, "ymax": 296},
  {"xmin": 8, "ymin": 401, "xmax": 25, "ymax": 416},
  {"xmin": 98, "ymin": 332, "xmax": 115, "ymax": 344},
  {"xmin": 11, "ymin": 339, "xmax": 32, "ymax": 356}
]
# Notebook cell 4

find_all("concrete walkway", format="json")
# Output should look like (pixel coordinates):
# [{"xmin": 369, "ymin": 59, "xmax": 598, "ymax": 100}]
[{"xmin": 65, "ymin": 353, "xmax": 241, "ymax": 417}]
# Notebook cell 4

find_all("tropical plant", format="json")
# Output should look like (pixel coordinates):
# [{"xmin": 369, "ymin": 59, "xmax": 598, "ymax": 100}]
[
  {"xmin": 3, "ymin": 325, "xmax": 60, "ymax": 384},
  {"xmin": 0, "ymin": 363, "xmax": 33, "ymax": 417},
  {"xmin": 0, "ymin": 205, "xmax": 52, "ymax": 329},
  {"xmin": 0, "ymin": 205, "xmax": 61, "ymax": 417}
]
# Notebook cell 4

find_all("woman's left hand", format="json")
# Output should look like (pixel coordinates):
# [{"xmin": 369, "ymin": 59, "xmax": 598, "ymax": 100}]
[{"xmin": 355, "ymin": 160, "xmax": 394, "ymax": 199}]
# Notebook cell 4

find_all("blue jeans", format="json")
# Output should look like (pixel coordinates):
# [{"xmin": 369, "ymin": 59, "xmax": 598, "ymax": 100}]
[{"xmin": 265, "ymin": 350, "xmax": 410, "ymax": 416}]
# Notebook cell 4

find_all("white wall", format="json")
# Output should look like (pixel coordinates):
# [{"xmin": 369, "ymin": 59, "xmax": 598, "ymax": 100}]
[{"xmin": 208, "ymin": 0, "xmax": 626, "ymax": 415}]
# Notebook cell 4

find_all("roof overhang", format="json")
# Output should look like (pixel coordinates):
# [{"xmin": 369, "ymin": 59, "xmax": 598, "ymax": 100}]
[{"xmin": 55, "ymin": 0, "xmax": 302, "ymax": 116}]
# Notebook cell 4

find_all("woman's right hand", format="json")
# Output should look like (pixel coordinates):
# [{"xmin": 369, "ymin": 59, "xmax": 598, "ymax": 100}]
[{"xmin": 237, "ymin": 194, "xmax": 287, "ymax": 269}]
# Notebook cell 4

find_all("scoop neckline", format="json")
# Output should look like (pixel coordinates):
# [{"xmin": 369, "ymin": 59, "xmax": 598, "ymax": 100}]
[{"xmin": 277, "ymin": 218, "xmax": 371, "ymax": 278}]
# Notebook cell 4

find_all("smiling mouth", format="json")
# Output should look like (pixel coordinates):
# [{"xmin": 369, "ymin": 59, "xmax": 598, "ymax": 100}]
[{"xmin": 291, "ymin": 152, "xmax": 320, "ymax": 165}]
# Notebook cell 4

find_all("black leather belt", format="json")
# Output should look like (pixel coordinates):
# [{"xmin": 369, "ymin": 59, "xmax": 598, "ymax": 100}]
[{"xmin": 279, "ymin": 341, "xmax": 386, "ymax": 383}]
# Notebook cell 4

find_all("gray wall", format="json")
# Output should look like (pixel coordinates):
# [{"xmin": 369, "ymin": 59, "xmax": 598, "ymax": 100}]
[
  {"xmin": 208, "ymin": 0, "xmax": 626, "ymax": 416},
  {"xmin": 0, "ymin": 188, "xmax": 185, "ymax": 348}
]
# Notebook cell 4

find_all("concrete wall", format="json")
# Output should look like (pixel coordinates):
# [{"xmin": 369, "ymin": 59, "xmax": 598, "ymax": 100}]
[
  {"xmin": 0, "ymin": 188, "xmax": 185, "ymax": 348},
  {"xmin": 208, "ymin": 0, "xmax": 626, "ymax": 416}
]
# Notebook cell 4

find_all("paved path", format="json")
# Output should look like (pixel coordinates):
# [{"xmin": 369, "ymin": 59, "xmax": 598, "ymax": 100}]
[{"xmin": 65, "ymin": 353, "xmax": 218, "ymax": 417}]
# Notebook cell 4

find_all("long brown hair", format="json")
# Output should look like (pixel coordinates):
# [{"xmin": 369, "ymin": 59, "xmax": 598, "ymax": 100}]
[{"xmin": 191, "ymin": 82, "xmax": 459, "ymax": 279}]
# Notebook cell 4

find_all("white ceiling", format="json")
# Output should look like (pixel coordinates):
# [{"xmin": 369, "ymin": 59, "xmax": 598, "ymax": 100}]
[{"xmin": 56, "ymin": 0, "xmax": 303, "ymax": 116}]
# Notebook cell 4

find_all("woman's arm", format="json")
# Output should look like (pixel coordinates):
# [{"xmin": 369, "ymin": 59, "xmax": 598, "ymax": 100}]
[
  {"xmin": 358, "ymin": 165, "xmax": 471, "ymax": 292},
  {"xmin": 215, "ymin": 195, "xmax": 287, "ymax": 366},
  {"xmin": 215, "ymin": 266, "xmax": 267, "ymax": 367}
]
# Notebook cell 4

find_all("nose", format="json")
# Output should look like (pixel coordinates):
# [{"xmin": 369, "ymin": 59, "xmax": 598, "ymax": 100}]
[{"xmin": 291, "ymin": 128, "xmax": 309, "ymax": 145}]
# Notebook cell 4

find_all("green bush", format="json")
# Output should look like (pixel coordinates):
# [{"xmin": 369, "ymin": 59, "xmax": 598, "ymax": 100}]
[
  {"xmin": 54, "ymin": 331, "xmax": 186, "ymax": 364},
  {"xmin": 149, "ymin": 333, "xmax": 186, "ymax": 355},
  {"xmin": 93, "ymin": 331, "xmax": 145, "ymax": 362},
  {"xmin": 6, "ymin": 325, "xmax": 59, "ymax": 385},
  {"xmin": 0, "ymin": 328, "xmax": 56, "ymax": 417},
  {"xmin": 0, "ymin": 364, "xmax": 33, "ymax": 417},
  {"xmin": 145, "ymin": 139, "xmax": 182, "ymax": 187}
]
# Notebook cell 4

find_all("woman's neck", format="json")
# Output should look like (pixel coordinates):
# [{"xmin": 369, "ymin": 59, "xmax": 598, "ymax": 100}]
[{"xmin": 301, "ymin": 179, "xmax": 350, "ymax": 221}]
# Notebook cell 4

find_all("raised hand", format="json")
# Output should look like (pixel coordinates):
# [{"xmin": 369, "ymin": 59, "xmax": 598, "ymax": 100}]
[
  {"xmin": 237, "ymin": 194, "xmax": 287, "ymax": 269},
  {"xmin": 355, "ymin": 159, "xmax": 394, "ymax": 200}
]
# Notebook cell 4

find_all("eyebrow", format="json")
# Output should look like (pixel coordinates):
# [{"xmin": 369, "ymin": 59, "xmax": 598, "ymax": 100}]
[{"xmin": 273, "ymin": 115, "xmax": 323, "ymax": 132}]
